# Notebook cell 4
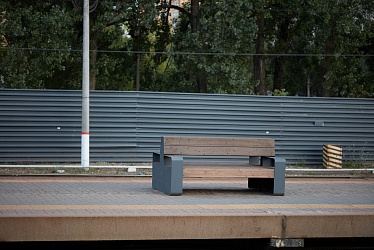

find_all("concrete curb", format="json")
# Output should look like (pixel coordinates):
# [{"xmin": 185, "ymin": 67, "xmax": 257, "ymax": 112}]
[{"xmin": 0, "ymin": 165, "xmax": 373, "ymax": 178}]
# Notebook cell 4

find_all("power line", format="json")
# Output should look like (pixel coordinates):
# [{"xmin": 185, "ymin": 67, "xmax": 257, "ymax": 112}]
[{"xmin": 1, "ymin": 47, "xmax": 373, "ymax": 57}]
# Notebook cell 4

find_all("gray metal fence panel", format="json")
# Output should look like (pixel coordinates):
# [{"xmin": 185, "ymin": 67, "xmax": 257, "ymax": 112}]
[{"xmin": 1, "ymin": 89, "xmax": 373, "ymax": 166}]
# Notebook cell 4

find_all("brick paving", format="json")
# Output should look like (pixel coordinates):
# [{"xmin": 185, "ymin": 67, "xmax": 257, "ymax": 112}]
[{"xmin": 0, "ymin": 177, "xmax": 373, "ymax": 216}]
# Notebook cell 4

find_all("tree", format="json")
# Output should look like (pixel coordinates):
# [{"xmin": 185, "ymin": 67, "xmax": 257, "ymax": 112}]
[
  {"xmin": 0, "ymin": 1, "xmax": 81, "ymax": 89},
  {"xmin": 162, "ymin": 0, "xmax": 257, "ymax": 94},
  {"xmin": 262, "ymin": 0, "xmax": 374, "ymax": 97},
  {"xmin": 72, "ymin": 0, "xmax": 159, "ymax": 90},
  {"xmin": 0, "ymin": 0, "xmax": 161, "ymax": 90},
  {"xmin": 252, "ymin": 0, "xmax": 267, "ymax": 95},
  {"xmin": 1, "ymin": 0, "xmax": 373, "ymax": 97}
]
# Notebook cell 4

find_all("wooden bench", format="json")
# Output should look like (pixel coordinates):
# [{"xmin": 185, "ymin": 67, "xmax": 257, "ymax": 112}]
[{"xmin": 152, "ymin": 136, "xmax": 286, "ymax": 196}]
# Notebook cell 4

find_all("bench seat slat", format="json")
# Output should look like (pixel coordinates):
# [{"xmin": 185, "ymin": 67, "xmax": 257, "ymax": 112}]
[
  {"xmin": 183, "ymin": 164, "xmax": 274, "ymax": 178},
  {"xmin": 164, "ymin": 146, "xmax": 275, "ymax": 156},
  {"xmin": 164, "ymin": 136, "xmax": 274, "ymax": 148}
]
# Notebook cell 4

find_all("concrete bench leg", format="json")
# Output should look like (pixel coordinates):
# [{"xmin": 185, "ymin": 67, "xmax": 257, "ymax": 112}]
[
  {"xmin": 273, "ymin": 157, "xmax": 286, "ymax": 196},
  {"xmin": 261, "ymin": 156, "xmax": 286, "ymax": 196},
  {"xmin": 163, "ymin": 156, "xmax": 183, "ymax": 195},
  {"xmin": 248, "ymin": 156, "xmax": 286, "ymax": 196},
  {"xmin": 152, "ymin": 153, "xmax": 162, "ymax": 191},
  {"xmin": 152, "ymin": 154, "xmax": 183, "ymax": 196}
]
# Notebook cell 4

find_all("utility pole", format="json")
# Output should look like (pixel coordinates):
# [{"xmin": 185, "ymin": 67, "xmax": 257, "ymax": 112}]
[{"xmin": 81, "ymin": 0, "xmax": 90, "ymax": 171}]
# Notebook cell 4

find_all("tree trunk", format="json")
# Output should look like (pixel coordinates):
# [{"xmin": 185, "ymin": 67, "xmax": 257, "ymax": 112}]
[
  {"xmin": 190, "ymin": 0, "xmax": 199, "ymax": 33},
  {"xmin": 254, "ymin": 11, "xmax": 266, "ymax": 95},
  {"xmin": 89, "ymin": 39, "xmax": 98, "ymax": 90},
  {"xmin": 191, "ymin": 0, "xmax": 207, "ymax": 93},
  {"xmin": 273, "ymin": 17, "xmax": 290, "ymax": 92},
  {"xmin": 273, "ymin": 56, "xmax": 283, "ymax": 91},
  {"xmin": 197, "ymin": 68, "xmax": 207, "ymax": 93},
  {"xmin": 136, "ymin": 53, "xmax": 141, "ymax": 91},
  {"xmin": 322, "ymin": 41, "xmax": 333, "ymax": 97}
]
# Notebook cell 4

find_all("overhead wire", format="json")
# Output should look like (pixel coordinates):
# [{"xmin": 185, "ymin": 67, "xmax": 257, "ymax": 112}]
[{"xmin": 0, "ymin": 47, "xmax": 372, "ymax": 57}]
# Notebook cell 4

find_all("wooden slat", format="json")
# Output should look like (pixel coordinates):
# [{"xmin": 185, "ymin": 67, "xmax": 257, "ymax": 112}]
[
  {"xmin": 323, "ymin": 155, "xmax": 342, "ymax": 164},
  {"xmin": 323, "ymin": 148, "xmax": 342, "ymax": 156},
  {"xmin": 164, "ymin": 145, "xmax": 275, "ymax": 156},
  {"xmin": 323, "ymin": 152, "xmax": 343, "ymax": 158},
  {"xmin": 323, "ymin": 160, "xmax": 342, "ymax": 169},
  {"xmin": 323, "ymin": 144, "xmax": 343, "ymax": 152},
  {"xmin": 164, "ymin": 136, "xmax": 274, "ymax": 148},
  {"xmin": 183, "ymin": 164, "xmax": 274, "ymax": 178},
  {"xmin": 163, "ymin": 136, "xmax": 275, "ymax": 156}
]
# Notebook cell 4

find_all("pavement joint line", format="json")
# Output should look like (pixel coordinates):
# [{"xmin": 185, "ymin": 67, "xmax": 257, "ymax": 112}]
[
  {"xmin": 0, "ymin": 165, "xmax": 373, "ymax": 171},
  {"xmin": 0, "ymin": 165, "xmax": 153, "ymax": 169},
  {"xmin": 0, "ymin": 178, "xmax": 151, "ymax": 183},
  {"xmin": 1, "ymin": 204, "xmax": 374, "ymax": 211},
  {"xmin": 0, "ymin": 177, "xmax": 373, "ymax": 184}
]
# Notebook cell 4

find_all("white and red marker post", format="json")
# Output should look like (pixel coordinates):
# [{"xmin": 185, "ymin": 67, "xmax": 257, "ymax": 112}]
[{"xmin": 81, "ymin": 0, "xmax": 90, "ymax": 171}]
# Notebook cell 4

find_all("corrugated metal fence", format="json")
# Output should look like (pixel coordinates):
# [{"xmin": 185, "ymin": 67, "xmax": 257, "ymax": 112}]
[{"xmin": 1, "ymin": 89, "xmax": 373, "ymax": 166}]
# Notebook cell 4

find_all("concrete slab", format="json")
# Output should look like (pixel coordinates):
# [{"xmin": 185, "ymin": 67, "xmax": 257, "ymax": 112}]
[
  {"xmin": 0, "ymin": 177, "xmax": 373, "ymax": 242},
  {"xmin": 284, "ymin": 214, "xmax": 374, "ymax": 239},
  {"xmin": 0, "ymin": 215, "xmax": 283, "ymax": 241}
]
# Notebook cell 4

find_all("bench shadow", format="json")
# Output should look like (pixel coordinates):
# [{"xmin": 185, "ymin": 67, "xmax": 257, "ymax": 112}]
[{"xmin": 182, "ymin": 188, "xmax": 270, "ymax": 196}]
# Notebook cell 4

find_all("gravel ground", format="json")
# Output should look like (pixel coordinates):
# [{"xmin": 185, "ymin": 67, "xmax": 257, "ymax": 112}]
[{"xmin": 0, "ymin": 163, "xmax": 152, "ymax": 176}]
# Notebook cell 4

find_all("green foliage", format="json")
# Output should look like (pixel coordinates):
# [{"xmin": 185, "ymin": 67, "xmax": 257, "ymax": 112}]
[
  {"xmin": 0, "ymin": 0, "xmax": 373, "ymax": 97},
  {"xmin": 273, "ymin": 89, "xmax": 289, "ymax": 96},
  {"xmin": 0, "ymin": 1, "xmax": 81, "ymax": 89},
  {"xmin": 269, "ymin": 0, "xmax": 374, "ymax": 97},
  {"xmin": 168, "ymin": 0, "xmax": 256, "ymax": 93}
]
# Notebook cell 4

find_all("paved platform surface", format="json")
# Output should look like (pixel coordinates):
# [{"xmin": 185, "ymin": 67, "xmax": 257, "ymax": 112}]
[{"xmin": 0, "ymin": 176, "xmax": 373, "ymax": 242}]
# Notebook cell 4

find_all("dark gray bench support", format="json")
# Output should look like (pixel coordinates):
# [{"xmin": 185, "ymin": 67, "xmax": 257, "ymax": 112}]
[
  {"xmin": 247, "ymin": 156, "xmax": 286, "ymax": 195},
  {"xmin": 152, "ymin": 136, "xmax": 286, "ymax": 196},
  {"xmin": 152, "ymin": 153, "xmax": 183, "ymax": 196}
]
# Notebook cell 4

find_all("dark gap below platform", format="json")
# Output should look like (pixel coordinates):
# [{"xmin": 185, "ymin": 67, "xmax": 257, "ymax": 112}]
[{"xmin": 1, "ymin": 238, "xmax": 373, "ymax": 250}]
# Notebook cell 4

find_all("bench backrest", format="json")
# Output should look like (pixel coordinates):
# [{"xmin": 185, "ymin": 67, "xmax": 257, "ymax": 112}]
[{"xmin": 161, "ymin": 136, "xmax": 275, "ymax": 157}]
